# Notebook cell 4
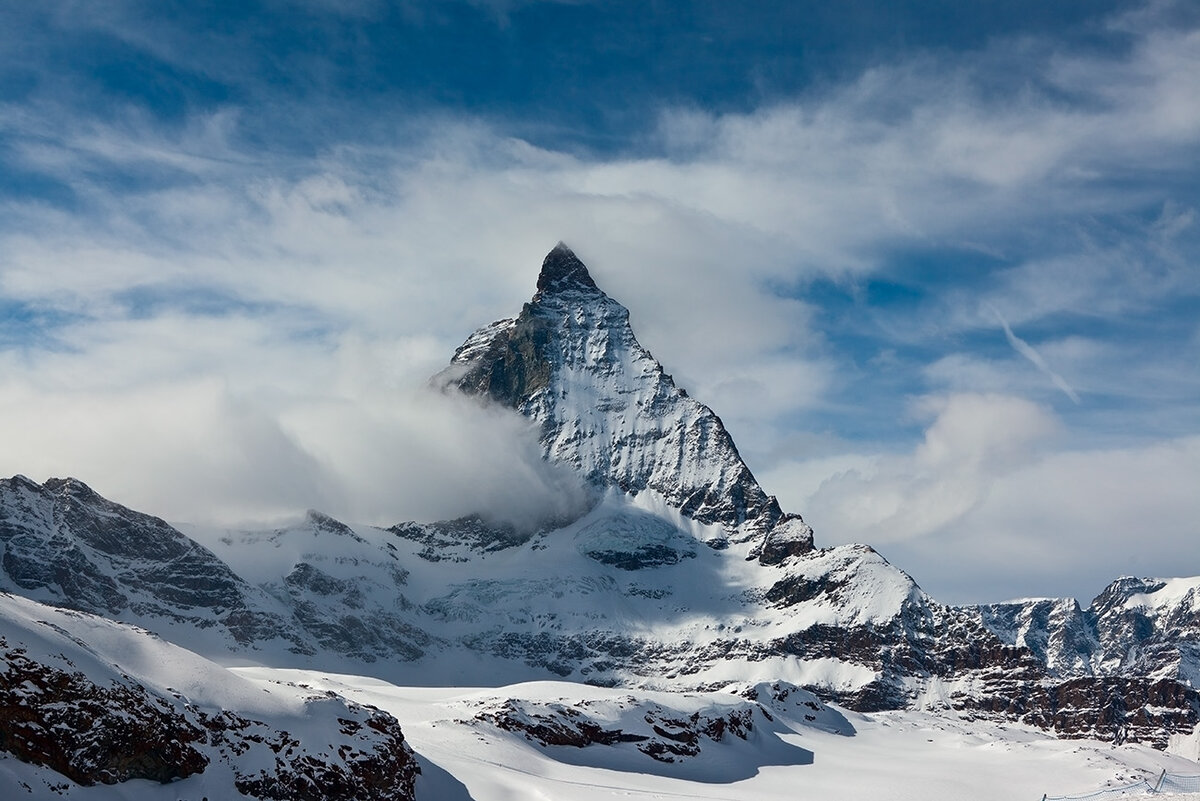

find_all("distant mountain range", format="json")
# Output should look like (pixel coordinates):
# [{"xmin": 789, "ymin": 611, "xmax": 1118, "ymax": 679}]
[{"xmin": 1, "ymin": 244, "xmax": 1196, "ymax": 796}]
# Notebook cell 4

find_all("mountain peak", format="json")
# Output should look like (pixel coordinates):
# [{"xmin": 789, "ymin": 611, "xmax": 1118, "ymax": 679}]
[
  {"xmin": 536, "ymin": 242, "xmax": 599, "ymax": 294},
  {"xmin": 445, "ymin": 245, "xmax": 811, "ymax": 553},
  {"xmin": 44, "ymin": 476, "xmax": 99, "ymax": 500}
]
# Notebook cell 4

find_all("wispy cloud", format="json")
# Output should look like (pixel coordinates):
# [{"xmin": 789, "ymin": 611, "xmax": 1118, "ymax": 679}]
[{"xmin": 988, "ymin": 305, "xmax": 1081, "ymax": 404}]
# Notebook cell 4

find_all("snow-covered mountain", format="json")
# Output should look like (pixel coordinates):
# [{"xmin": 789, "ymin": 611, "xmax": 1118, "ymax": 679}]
[
  {"xmin": 0, "ymin": 475, "xmax": 296, "ymax": 652},
  {"xmin": 438, "ymin": 242, "xmax": 813, "ymax": 562},
  {"xmin": 975, "ymin": 578, "xmax": 1200, "ymax": 686},
  {"xmin": 1, "ymin": 244, "xmax": 1198, "ymax": 796}
]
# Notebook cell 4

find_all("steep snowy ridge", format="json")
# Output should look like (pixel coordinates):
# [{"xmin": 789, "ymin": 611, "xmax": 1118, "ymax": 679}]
[
  {"xmin": 977, "ymin": 578, "xmax": 1200, "ymax": 686},
  {"xmin": 442, "ymin": 244, "xmax": 811, "ymax": 556}
]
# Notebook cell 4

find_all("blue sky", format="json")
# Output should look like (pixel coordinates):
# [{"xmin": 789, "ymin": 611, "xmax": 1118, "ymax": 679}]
[{"xmin": 1, "ymin": 0, "xmax": 1198, "ymax": 604}]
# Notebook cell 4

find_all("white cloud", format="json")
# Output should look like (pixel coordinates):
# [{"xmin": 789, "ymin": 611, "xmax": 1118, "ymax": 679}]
[
  {"xmin": 886, "ymin": 434, "xmax": 1200, "ymax": 605},
  {"xmin": 794, "ymin": 394, "xmax": 1061, "ymax": 545},
  {"xmin": 0, "ymin": 315, "xmax": 587, "ymax": 529},
  {"xmin": 768, "ymin": 394, "xmax": 1200, "ymax": 603}
]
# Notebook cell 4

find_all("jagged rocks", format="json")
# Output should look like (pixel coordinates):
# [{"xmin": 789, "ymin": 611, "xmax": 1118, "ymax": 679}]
[
  {"xmin": 228, "ymin": 705, "xmax": 419, "ymax": 801},
  {"xmin": 388, "ymin": 514, "xmax": 533, "ymax": 560},
  {"xmin": 976, "ymin": 597, "xmax": 1098, "ymax": 678},
  {"xmin": 471, "ymin": 691, "xmax": 762, "ymax": 763},
  {"xmin": 0, "ymin": 636, "xmax": 209, "ymax": 785},
  {"xmin": 756, "ymin": 515, "xmax": 816, "ymax": 566}
]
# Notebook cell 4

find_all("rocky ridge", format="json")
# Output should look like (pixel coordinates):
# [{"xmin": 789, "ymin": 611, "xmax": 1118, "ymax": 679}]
[{"xmin": 0, "ymin": 474, "xmax": 292, "ymax": 648}]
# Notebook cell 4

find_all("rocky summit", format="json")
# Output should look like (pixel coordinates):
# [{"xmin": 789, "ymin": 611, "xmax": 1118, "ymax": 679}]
[
  {"xmin": 0, "ymin": 244, "xmax": 1197, "ymax": 796},
  {"xmin": 442, "ymin": 243, "xmax": 813, "ymax": 559}
]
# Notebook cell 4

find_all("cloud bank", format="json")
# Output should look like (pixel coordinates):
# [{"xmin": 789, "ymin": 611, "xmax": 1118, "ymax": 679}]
[{"xmin": 765, "ymin": 393, "xmax": 1200, "ymax": 603}]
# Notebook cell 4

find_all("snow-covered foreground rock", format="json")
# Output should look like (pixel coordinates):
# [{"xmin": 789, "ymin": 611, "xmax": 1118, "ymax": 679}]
[{"xmin": 0, "ymin": 593, "xmax": 420, "ymax": 800}]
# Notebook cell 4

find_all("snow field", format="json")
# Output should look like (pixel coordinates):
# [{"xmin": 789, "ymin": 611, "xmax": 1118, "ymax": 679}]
[{"xmin": 232, "ymin": 668, "xmax": 1200, "ymax": 801}]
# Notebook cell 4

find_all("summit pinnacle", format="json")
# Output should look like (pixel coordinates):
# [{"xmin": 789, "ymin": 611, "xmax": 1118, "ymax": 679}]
[{"xmin": 536, "ymin": 242, "xmax": 599, "ymax": 294}]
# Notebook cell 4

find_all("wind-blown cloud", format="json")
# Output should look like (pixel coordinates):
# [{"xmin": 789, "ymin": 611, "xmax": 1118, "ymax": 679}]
[
  {"xmin": 796, "ymin": 394, "xmax": 1062, "ymax": 545},
  {"xmin": 0, "ymin": 354, "xmax": 588, "ymax": 529}
]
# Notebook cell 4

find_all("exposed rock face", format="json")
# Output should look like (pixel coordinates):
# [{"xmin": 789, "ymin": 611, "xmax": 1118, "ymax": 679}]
[
  {"xmin": 953, "ymin": 674, "xmax": 1200, "ymax": 750},
  {"xmin": 0, "ymin": 634, "xmax": 209, "ymax": 785},
  {"xmin": 442, "ymin": 243, "xmax": 812, "ymax": 552},
  {"xmin": 963, "ymin": 577, "xmax": 1200, "ymax": 747},
  {"xmin": 0, "ymin": 475, "xmax": 290, "ymax": 646},
  {"xmin": 976, "ymin": 597, "xmax": 1098, "ymax": 677},
  {"xmin": 1089, "ymin": 577, "xmax": 1200, "ymax": 684}
]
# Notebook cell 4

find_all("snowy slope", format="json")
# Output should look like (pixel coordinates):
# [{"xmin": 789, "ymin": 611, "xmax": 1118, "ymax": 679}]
[
  {"xmin": 8, "ymin": 620, "xmax": 1196, "ymax": 801},
  {"xmin": 232, "ymin": 668, "xmax": 1200, "ymax": 801},
  {"xmin": 0, "ymin": 592, "xmax": 419, "ymax": 800},
  {"xmin": 185, "ymin": 489, "xmax": 1199, "ymax": 750},
  {"xmin": 178, "ymin": 488, "xmax": 920, "ymax": 692}
]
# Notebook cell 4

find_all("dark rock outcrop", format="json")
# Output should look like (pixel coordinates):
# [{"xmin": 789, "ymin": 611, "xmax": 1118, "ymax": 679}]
[
  {"xmin": 0, "ymin": 596, "xmax": 422, "ymax": 800},
  {"xmin": 0, "ymin": 635, "xmax": 209, "ymax": 785}
]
